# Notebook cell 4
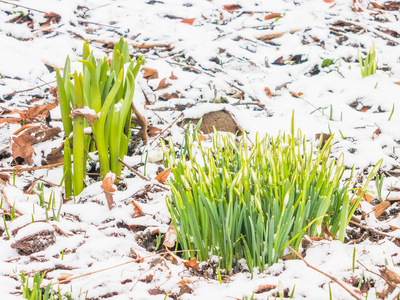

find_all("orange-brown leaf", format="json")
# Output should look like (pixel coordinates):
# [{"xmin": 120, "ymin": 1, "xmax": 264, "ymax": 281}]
[
  {"xmin": 363, "ymin": 193, "xmax": 374, "ymax": 203},
  {"xmin": 156, "ymin": 78, "xmax": 172, "ymax": 91},
  {"xmin": 264, "ymin": 87, "xmax": 274, "ymax": 98},
  {"xmin": 183, "ymin": 258, "xmax": 200, "ymax": 271},
  {"xmin": 372, "ymin": 128, "xmax": 382, "ymax": 140},
  {"xmin": 181, "ymin": 18, "xmax": 195, "ymax": 25},
  {"xmin": 155, "ymin": 168, "xmax": 171, "ymax": 183},
  {"xmin": 102, "ymin": 173, "xmax": 116, "ymax": 210},
  {"xmin": 223, "ymin": 4, "xmax": 242, "ymax": 13},
  {"xmin": 373, "ymin": 201, "xmax": 390, "ymax": 218},
  {"xmin": 290, "ymin": 91, "xmax": 303, "ymax": 98},
  {"xmin": 169, "ymin": 72, "xmax": 178, "ymax": 80},
  {"xmin": 142, "ymin": 68, "xmax": 159, "ymax": 80},
  {"xmin": 255, "ymin": 284, "xmax": 276, "ymax": 294},
  {"xmin": 264, "ymin": 13, "xmax": 282, "ymax": 20},
  {"xmin": 148, "ymin": 126, "xmax": 162, "ymax": 138},
  {"xmin": 130, "ymin": 200, "xmax": 144, "ymax": 218}
]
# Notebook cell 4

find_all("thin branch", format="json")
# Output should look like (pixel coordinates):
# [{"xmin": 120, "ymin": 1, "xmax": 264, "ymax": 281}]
[
  {"xmin": 288, "ymin": 245, "xmax": 361, "ymax": 300},
  {"xmin": 3, "ymin": 80, "xmax": 57, "ymax": 98},
  {"xmin": 0, "ymin": 162, "xmax": 63, "ymax": 173},
  {"xmin": 0, "ymin": 0, "xmax": 48, "ymax": 14},
  {"xmin": 118, "ymin": 158, "xmax": 149, "ymax": 181},
  {"xmin": 150, "ymin": 113, "xmax": 183, "ymax": 145},
  {"xmin": 349, "ymin": 219, "xmax": 400, "ymax": 241},
  {"xmin": 52, "ymin": 249, "xmax": 197, "ymax": 285}
]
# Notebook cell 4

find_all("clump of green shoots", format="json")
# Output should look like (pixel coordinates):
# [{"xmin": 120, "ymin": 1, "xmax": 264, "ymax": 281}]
[
  {"xmin": 57, "ymin": 37, "xmax": 144, "ymax": 197},
  {"xmin": 20, "ymin": 271, "xmax": 73, "ymax": 300},
  {"xmin": 162, "ymin": 115, "xmax": 381, "ymax": 274},
  {"xmin": 358, "ymin": 43, "xmax": 378, "ymax": 78}
]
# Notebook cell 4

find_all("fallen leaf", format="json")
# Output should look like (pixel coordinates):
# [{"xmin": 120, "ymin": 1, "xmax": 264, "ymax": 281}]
[
  {"xmin": 163, "ymin": 223, "xmax": 177, "ymax": 248},
  {"xmin": 169, "ymin": 72, "xmax": 178, "ymax": 80},
  {"xmin": 255, "ymin": 284, "xmax": 276, "ymax": 294},
  {"xmin": 290, "ymin": 91, "xmax": 303, "ymax": 98},
  {"xmin": 70, "ymin": 106, "xmax": 98, "ymax": 126},
  {"xmin": 148, "ymin": 288, "xmax": 165, "ymax": 295},
  {"xmin": 148, "ymin": 126, "xmax": 162, "ymax": 138},
  {"xmin": 380, "ymin": 267, "xmax": 400, "ymax": 284},
  {"xmin": 372, "ymin": 128, "xmax": 382, "ymax": 140},
  {"xmin": 159, "ymin": 92, "xmax": 180, "ymax": 100},
  {"xmin": 309, "ymin": 236, "xmax": 323, "ymax": 241},
  {"xmin": 130, "ymin": 200, "xmax": 144, "ymax": 218},
  {"xmin": 370, "ymin": 2, "xmax": 383, "ymax": 8},
  {"xmin": 373, "ymin": 201, "xmax": 390, "ymax": 218},
  {"xmin": 155, "ymin": 168, "xmax": 171, "ymax": 183},
  {"xmin": 132, "ymin": 102, "xmax": 148, "ymax": 144},
  {"xmin": 183, "ymin": 258, "xmax": 200, "ymax": 271},
  {"xmin": 102, "ymin": 173, "xmax": 116, "ymax": 210},
  {"xmin": 315, "ymin": 133, "xmax": 331, "ymax": 148},
  {"xmin": 179, "ymin": 284, "xmax": 193, "ymax": 296},
  {"xmin": 0, "ymin": 173, "xmax": 10, "ymax": 185},
  {"xmin": 57, "ymin": 273, "xmax": 73, "ymax": 281},
  {"xmin": 130, "ymin": 248, "xmax": 144, "ymax": 262},
  {"xmin": 223, "ymin": 4, "xmax": 242, "ymax": 13},
  {"xmin": 394, "ymin": 82, "xmax": 400, "ymax": 86},
  {"xmin": 363, "ymin": 193, "xmax": 373, "ymax": 203},
  {"xmin": 258, "ymin": 30, "xmax": 299, "ymax": 42},
  {"xmin": 178, "ymin": 279, "xmax": 193, "ymax": 286},
  {"xmin": 390, "ymin": 225, "xmax": 398, "ymax": 231},
  {"xmin": 142, "ymin": 68, "xmax": 159, "ymax": 80},
  {"xmin": 264, "ymin": 13, "xmax": 282, "ymax": 20},
  {"xmin": 359, "ymin": 106, "xmax": 371, "ymax": 112},
  {"xmin": 155, "ymin": 78, "xmax": 172, "ymax": 91},
  {"xmin": 323, "ymin": 223, "xmax": 335, "ymax": 240},
  {"xmin": 264, "ymin": 87, "xmax": 274, "ymax": 98},
  {"xmin": 12, "ymin": 135, "xmax": 36, "ymax": 165},
  {"xmin": 181, "ymin": 18, "xmax": 195, "ymax": 25}
]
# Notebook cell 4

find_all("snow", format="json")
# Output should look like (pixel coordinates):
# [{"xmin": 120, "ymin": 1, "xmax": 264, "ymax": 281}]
[{"xmin": 0, "ymin": 0, "xmax": 399, "ymax": 299}]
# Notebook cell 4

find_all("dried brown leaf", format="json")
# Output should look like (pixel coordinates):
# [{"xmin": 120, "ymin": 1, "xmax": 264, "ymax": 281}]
[
  {"xmin": 155, "ymin": 168, "xmax": 171, "ymax": 183},
  {"xmin": 142, "ymin": 68, "xmax": 159, "ymax": 80},
  {"xmin": 155, "ymin": 78, "xmax": 172, "ymax": 91},
  {"xmin": 264, "ymin": 13, "xmax": 282, "ymax": 20},
  {"xmin": 70, "ymin": 107, "xmax": 98, "ymax": 126},
  {"xmin": 163, "ymin": 223, "xmax": 177, "ymax": 248},
  {"xmin": 132, "ymin": 102, "xmax": 148, "ymax": 144},
  {"xmin": 255, "ymin": 284, "xmax": 276, "ymax": 294},
  {"xmin": 373, "ymin": 201, "xmax": 390, "ymax": 218},
  {"xmin": 181, "ymin": 18, "xmax": 195, "ymax": 25},
  {"xmin": 169, "ymin": 72, "xmax": 178, "ymax": 80},
  {"xmin": 130, "ymin": 200, "xmax": 144, "ymax": 218},
  {"xmin": 12, "ymin": 135, "xmax": 36, "ymax": 165},
  {"xmin": 223, "ymin": 4, "xmax": 242, "ymax": 13},
  {"xmin": 102, "ymin": 173, "xmax": 116, "ymax": 210},
  {"xmin": 183, "ymin": 258, "xmax": 200, "ymax": 271}
]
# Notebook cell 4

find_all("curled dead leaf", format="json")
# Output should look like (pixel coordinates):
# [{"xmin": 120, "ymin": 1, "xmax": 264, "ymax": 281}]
[
  {"xmin": 155, "ymin": 168, "xmax": 171, "ymax": 183},
  {"xmin": 132, "ymin": 102, "xmax": 148, "ymax": 144},
  {"xmin": 169, "ymin": 72, "xmax": 178, "ymax": 80},
  {"xmin": 163, "ymin": 223, "xmax": 177, "ymax": 248},
  {"xmin": 102, "ymin": 173, "xmax": 116, "ymax": 210},
  {"xmin": 290, "ymin": 91, "xmax": 303, "ymax": 98}
]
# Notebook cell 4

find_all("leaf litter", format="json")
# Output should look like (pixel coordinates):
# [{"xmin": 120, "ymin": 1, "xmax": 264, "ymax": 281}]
[{"xmin": 1, "ymin": 0, "xmax": 400, "ymax": 299}]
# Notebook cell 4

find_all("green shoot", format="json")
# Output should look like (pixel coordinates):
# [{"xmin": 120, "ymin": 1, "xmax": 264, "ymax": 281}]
[
  {"xmin": 358, "ymin": 43, "xmax": 378, "ymax": 78},
  {"xmin": 375, "ymin": 173, "xmax": 385, "ymax": 202},
  {"xmin": 388, "ymin": 103, "xmax": 395, "ymax": 121},
  {"xmin": 3, "ymin": 214, "xmax": 10, "ymax": 239},
  {"xmin": 352, "ymin": 247, "xmax": 356, "ymax": 273}
]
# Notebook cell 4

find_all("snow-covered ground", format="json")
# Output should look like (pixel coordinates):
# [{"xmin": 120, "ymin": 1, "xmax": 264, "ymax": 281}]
[{"xmin": 1, "ymin": 0, "xmax": 400, "ymax": 299}]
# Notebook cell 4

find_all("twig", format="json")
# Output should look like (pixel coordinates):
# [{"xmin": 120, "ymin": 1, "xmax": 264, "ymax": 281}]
[
  {"xmin": 52, "ymin": 249, "xmax": 197, "ymax": 285},
  {"xmin": 118, "ymin": 158, "xmax": 149, "ymax": 181},
  {"xmin": 349, "ymin": 219, "xmax": 400, "ymax": 241},
  {"xmin": 357, "ymin": 260, "xmax": 400, "ymax": 290},
  {"xmin": 150, "ymin": 113, "xmax": 183, "ymax": 145},
  {"xmin": 0, "ymin": 162, "xmax": 63, "ymax": 173},
  {"xmin": 288, "ymin": 245, "xmax": 361, "ymax": 300},
  {"xmin": 3, "ymin": 80, "xmax": 57, "ymax": 98},
  {"xmin": 0, "ymin": 0, "xmax": 48, "ymax": 14}
]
